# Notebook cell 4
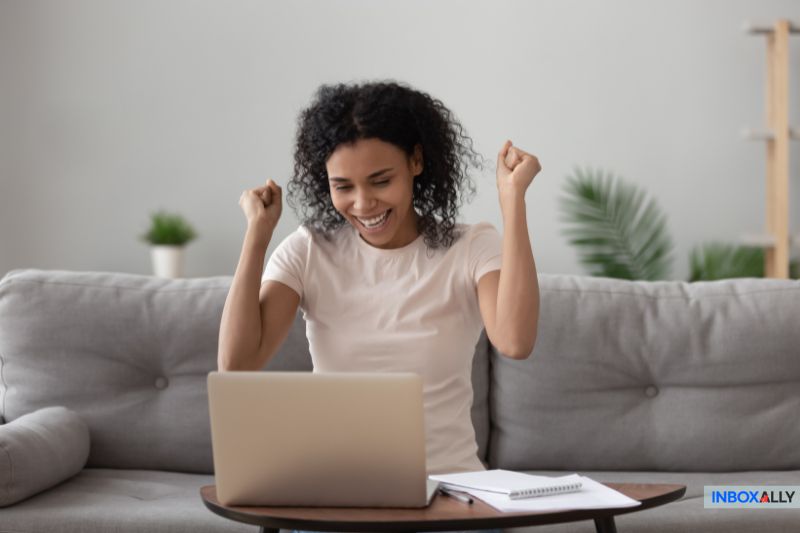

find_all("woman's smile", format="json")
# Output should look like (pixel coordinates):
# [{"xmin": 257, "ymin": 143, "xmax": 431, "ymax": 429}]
[{"xmin": 353, "ymin": 209, "xmax": 392, "ymax": 233}]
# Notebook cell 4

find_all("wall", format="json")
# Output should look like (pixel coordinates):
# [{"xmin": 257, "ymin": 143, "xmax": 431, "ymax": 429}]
[{"xmin": 1, "ymin": 0, "xmax": 799, "ymax": 280}]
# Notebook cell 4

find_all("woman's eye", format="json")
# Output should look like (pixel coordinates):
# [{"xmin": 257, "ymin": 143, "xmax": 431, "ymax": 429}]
[{"xmin": 333, "ymin": 179, "xmax": 389, "ymax": 191}]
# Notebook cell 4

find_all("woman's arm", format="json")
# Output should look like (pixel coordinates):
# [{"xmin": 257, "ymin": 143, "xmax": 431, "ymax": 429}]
[
  {"xmin": 218, "ymin": 180, "xmax": 298, "ymax": 371},
  {"xmin": 477, "ymin": 140, "xmax": 541, "ymax": 359}
]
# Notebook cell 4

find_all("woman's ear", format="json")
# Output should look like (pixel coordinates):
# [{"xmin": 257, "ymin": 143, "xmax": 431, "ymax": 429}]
[{"xmin": 412, "ymin": 144, "xmax": 423, "ymax": 177}]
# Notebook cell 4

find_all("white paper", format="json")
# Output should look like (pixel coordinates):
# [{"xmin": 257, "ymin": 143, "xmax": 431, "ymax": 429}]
[
  {"xmin": 454, "ymin": 476, "xmax": 642, "ymax": 512},
  {"xmin": 430, "ymin": 470, "xmax": 582, "ymax": 495}
]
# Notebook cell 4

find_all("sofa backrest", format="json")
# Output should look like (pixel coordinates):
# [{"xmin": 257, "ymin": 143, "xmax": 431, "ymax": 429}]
[
  {"xmin": 489, "ymin": 274, "xmax": 800, "ymax": 472},
  {"xmin": 0, "ymin": 269, "xmax": 491, "ymax": 474}
]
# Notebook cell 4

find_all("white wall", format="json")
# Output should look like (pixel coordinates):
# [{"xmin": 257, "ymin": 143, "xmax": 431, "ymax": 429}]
[{"xmin": 2, "ymin": 0, "xmax": 799, "ymax": 280}]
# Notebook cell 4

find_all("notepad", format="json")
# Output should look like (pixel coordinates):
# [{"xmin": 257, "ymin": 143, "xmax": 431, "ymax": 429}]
[{"xmin": 429, "ymin": 469, "xmax": 583, "ymax": 500}]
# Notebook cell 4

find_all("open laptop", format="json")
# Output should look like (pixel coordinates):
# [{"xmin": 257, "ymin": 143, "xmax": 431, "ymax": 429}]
[{"xmin": 207, "ymin": 371, "xmax": 440, "ymax": 507}]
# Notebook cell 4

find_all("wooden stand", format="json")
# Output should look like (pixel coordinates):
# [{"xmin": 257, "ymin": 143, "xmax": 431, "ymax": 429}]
[{"xmin": 742, "ymin": 20, "xmax": 800, "ymax": 278}]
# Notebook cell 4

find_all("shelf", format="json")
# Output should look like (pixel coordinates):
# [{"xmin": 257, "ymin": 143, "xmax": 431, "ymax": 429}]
[
  {"xmin": 740, "ymin": 127, "xmax": 800, "ymax": 141},
  {"xmin": 742, "ymin": 20, "xmax": 800, "ymax": 34},
  {"xmin": 742, "ymin": 18, "xmax": 796, "ymax": 278},
  {"xmin": 738, "ymin": 233, "xmax": 800, "ymax": 249}
]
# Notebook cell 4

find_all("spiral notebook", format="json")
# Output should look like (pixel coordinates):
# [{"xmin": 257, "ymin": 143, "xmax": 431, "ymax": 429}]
[{"xmin": 429, "ymin": 469, "xmax": 583, "ymax": 500}]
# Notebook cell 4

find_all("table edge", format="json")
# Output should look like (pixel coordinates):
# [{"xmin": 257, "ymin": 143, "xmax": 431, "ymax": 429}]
[{"xmin": 200, "ymin": 482, "xmax": 686, "ymax": 531}]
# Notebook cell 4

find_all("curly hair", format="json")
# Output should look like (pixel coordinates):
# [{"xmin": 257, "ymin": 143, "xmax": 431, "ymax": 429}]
[{"xmin": 287, "ymin": 80, "xmax": 487, "ymax": 249}]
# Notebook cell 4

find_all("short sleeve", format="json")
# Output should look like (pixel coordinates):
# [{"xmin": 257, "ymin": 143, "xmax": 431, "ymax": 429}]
[
  {"xmin": 467, "ymin": 222, "xmax": 503, "ymax": 284},
  {"xmin": 262, "ymin": 226, "xmax": 310, "ymax": 298}
]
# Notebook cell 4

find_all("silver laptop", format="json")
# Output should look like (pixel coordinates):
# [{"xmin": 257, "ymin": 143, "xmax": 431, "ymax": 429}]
[{"xmin": 207, "ymin": 371, "xmax": 440, "ymax": 507}]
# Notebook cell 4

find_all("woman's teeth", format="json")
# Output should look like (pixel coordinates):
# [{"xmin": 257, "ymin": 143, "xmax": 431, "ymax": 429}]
[{"xmin": 356, "ymin": 210, "xmax": 390, "ymax": 228}]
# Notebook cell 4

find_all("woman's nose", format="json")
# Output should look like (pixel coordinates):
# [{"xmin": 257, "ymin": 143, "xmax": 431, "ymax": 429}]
[{"xmin": 353, "ymin": 188, "xmax": 376, "ymax": 211}]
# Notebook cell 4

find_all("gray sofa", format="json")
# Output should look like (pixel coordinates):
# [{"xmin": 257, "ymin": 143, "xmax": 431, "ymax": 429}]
[{"xmin": 0, "ymin": 268, "xmax": 798, "ymax": 533}]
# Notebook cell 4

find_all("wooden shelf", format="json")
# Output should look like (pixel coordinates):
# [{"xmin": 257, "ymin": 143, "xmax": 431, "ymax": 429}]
[
  {"xmin": 743, "ymin": 19, "xmax": 795, "ymax": 278},
  {"xmin": 738, "ymin": 233, "xmax": 800, "ymax": 249},
  {"xmin": 740, "ymin": 127, "xmax": 800, "ymax": 140},
  {"xmin": 742, "ymin": 20, "xmax": 800, "ymax": 34}
]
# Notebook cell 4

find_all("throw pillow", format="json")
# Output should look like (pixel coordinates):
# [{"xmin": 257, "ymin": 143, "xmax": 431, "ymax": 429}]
[{"xmin": 0, "ymin": 406, "xmax": 90, "ymax": 507}]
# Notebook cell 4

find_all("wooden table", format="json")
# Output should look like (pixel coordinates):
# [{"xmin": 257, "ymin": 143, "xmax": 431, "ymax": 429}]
[{"xmin": 201, "ymin": 483, "xmax": 685, "ymax": 533}]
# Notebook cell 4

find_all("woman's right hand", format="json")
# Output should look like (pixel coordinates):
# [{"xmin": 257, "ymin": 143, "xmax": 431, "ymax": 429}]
[{"xmin": 239, "ymin": 179, "xmax": 283, "ymax": 235}]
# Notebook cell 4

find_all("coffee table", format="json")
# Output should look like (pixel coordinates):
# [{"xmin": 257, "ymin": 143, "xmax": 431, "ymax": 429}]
[{"xmin": 201, "ymin": 482, "xmax": 685, "ymax": 533}]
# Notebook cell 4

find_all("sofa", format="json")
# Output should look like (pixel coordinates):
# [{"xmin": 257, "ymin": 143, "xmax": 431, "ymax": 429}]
[{"xmin": 0, "ymin": 268, "xmax": 798, "ymax": 533}]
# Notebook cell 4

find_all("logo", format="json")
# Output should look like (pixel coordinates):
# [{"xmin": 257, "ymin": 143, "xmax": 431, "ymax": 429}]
[{"xmin": 704, "ymin": 486, "xmax": 800, "ymax": 509}]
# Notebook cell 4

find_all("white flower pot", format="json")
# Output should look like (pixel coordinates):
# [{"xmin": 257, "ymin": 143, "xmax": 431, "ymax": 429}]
[{"xmin": 150, "ymin": 245, "xmax": 185, "ymax": 278}]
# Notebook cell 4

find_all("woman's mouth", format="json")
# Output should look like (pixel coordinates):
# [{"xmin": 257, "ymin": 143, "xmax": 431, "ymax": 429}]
[{"xmin": 353, "ymin": 209, "xmax": 392, "ymax": 233}]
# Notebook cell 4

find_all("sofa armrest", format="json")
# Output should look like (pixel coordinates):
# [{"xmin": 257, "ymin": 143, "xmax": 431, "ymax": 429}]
[{"xmin": 0, "ymin": 406, "xmax": 90, "ymax": 507}]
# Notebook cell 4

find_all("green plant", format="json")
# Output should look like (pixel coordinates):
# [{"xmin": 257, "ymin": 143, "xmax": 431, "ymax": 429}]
[
  {"xmin": 141, "ymin": 211, "xmax": 197, "ymax": 246},
  {"xmin": 559, "ymin": 167, "xmax": 674, "ymax": 280},
  {"xmin": 688, "ymin": 243, "xmax": 764, "ymax": 281},
  {"xmin": 560, "ymin": 167, "xmax": 799, "ymax": 281},
  {"xmin": 689, "ymin": 243, "xmax": 800, "ymax": 280}
]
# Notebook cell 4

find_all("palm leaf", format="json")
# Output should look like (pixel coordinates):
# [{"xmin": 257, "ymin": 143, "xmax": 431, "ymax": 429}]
[
  {"xmin": 688, "ymin": 243, "xmax": 764, "ymax": 281},
  {"xmin": 559, "ymin": 167, "xmax": 674, "ymax": 280},
  {"xmin": 689, "ymin": 243, "xmax": 800, "ymax": 280}
]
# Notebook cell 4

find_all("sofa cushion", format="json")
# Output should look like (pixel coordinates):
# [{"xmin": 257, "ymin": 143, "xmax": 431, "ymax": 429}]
[
  {"xmin": 0, "ymin": 406, "xmax": 90, "ymax": 507},
  {"xmin": 0, "ymin": 468, "xmax": 253, "ymax": 533},
  {"xmin": 0, "ymin": 269, "xmax": 312, "ymax": 474},
  {"xmin": 490, "ymin": 274, "xmax": 800, "ymax": 472}
]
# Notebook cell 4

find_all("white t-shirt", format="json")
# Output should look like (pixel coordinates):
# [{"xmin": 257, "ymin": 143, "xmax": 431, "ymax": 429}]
[{"xmin": 262, "ymin": 221, "xmax": 502, "ymax": 474}]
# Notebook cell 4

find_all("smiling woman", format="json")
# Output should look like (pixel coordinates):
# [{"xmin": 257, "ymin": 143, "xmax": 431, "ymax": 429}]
[
  {"xmin": 218, "ymin": 80, "xmax": 541, "ymax": 491},
  {"xmin": 326, "ymin": 138, "xmax": 421, "ymax": 249},
  {"xmin": 287, "ymin": 81, "xmax": 481, "ymax": 250}
]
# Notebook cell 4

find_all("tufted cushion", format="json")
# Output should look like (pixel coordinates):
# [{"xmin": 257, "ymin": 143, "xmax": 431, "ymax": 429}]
[
  {"xmin": 0, "ymin": 269, "xmax": 490, "ymax": 473},
  {"xmin": 0, "ymin": 270, "xmax": 312, "ymax": 473},
  {"xmin": 0, "ymin": 406, "xmax": 90, "ymax": 507},
  {"xmin": 489, "ymin": 274, "xmax": 800, "ymax": 472}
]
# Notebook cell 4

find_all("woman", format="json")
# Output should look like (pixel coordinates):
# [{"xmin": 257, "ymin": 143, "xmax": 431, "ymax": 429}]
[{"xmin": 218, "ymin": 79, "xmax": 540, "ymax": 511}]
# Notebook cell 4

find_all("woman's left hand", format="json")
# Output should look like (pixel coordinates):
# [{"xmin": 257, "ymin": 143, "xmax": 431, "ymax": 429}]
[{"xmin": 496, "ymin": 140, "xmax": 541, "ymax": 200}]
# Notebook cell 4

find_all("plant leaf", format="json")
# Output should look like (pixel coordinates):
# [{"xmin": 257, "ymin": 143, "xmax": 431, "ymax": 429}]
[
  {"xmin": 559, "ymin": 166, "xmax": 674, "ymax": 280},
  {"xmin": 142, "ymin": 210, "xmax": 197, "ymax": 246},
  {"xmin": 688, "ymin": 243, "xmax": 763, "ymax": 281}
]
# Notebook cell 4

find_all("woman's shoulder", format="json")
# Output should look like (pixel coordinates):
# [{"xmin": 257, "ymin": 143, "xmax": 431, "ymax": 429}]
[
  {"xmin": 272, "ymin": 224, "xmax": 312, "ymax": 248},
  {"xmin": 448, "ymin": 222, "xmax": 502, "ymax": 266}
]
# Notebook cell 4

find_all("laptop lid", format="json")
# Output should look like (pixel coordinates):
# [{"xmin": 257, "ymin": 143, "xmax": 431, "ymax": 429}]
[{"xmin": 207, "ymin": 371, "xmax": 438, "ymax": 507}]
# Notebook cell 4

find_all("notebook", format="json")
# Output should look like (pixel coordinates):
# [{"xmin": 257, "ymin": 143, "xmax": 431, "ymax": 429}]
[
  {"xmin": 445, "ymin": 475, "xmax": 641, "ymax": 513},
  {"xmin": 207, "ymin": 371, "xmax": 440, "ymax": 507},
  {"xmin": 429, "ymin": 469, "xmax": 583, "ymax": 500}
]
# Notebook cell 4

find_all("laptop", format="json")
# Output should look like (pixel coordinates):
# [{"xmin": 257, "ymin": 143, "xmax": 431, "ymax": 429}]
[{"xmin": 207, "ymin": 371, "xmax": 441, "ymax": 507}]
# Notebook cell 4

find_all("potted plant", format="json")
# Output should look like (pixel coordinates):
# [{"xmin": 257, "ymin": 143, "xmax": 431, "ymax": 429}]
[{"xmin": 141, "ymin": 210, "xmax": 197, "ymax": 278}]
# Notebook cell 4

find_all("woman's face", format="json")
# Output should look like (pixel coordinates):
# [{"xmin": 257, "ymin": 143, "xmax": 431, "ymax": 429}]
[{"xmin": 326, "ymin": 138, "xmax": 423, "ymax": 249}]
